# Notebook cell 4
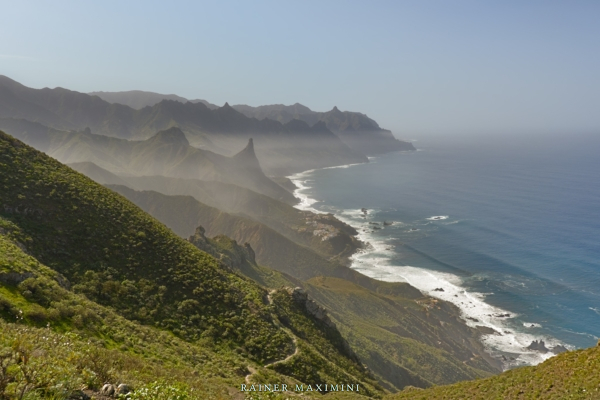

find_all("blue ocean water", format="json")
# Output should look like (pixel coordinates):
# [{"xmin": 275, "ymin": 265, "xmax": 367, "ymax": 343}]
[{"xmin": 290, "ymin": 133, "xmax": 600, "ymax": 367}]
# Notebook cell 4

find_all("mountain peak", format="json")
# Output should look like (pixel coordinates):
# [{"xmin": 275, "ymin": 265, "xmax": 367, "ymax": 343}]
[
  {"xmin": 233, "ymin": 138, "xmax": 260, "ymax": 169},
  {"xmin": 237, "ymin": 138, "xmax": 254, "ymax": 155},
  {"xmin": 150, "ymin": 127, "xmax": 189, "ymax": 146}
]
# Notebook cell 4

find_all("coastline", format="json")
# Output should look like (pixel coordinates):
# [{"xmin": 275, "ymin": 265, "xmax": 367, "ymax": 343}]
[{"xmin": 287, "ymin": 155, "xmax": 570, "ymax": 370}]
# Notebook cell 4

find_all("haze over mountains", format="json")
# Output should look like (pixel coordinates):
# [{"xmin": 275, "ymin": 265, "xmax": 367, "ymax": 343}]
[
  {"xmin": 89, "ymin": 90, "xmax": 219, "ymax": 110},
  {"xmin": 0, "ymin": 75, "xmax": 414, "ymax": 177},
  {"xmin": 93, "ymin": 89, "xmax": 416, "ymax": 157}
]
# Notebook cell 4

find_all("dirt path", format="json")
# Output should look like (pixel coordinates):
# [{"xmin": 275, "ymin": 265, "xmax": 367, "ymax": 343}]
[{"xmin": 244, "ymin": 290, "xmax": 299, "ymax": 384}]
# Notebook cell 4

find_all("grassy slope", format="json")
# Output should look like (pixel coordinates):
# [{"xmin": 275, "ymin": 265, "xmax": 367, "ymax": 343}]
[
  {"xmin": 386, "ymin": 343, "xmax": 600, "ymax": 400},
  {"xmin": 0, "ymin": 227, "xmax": 251, "ymax": 398},
  {"xmin": 0, "ymin": 130, "xmax": 380, "ymax": 398}
]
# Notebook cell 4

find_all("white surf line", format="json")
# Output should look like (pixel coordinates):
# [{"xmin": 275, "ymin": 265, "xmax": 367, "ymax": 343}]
[
  {"xmin": 288, "ymin": 168, "xmax": 325, "ymax": 213},
  {"xmin": 288, "ymin": 162, "xmax": 365, "ymax": 214},
  {"xmin": 329, "ymin": 210, "xmax": 569, "ymax": 368}
]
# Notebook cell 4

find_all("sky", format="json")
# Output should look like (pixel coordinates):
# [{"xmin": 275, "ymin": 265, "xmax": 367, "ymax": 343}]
[{"xmin": 1, "ymin": 0, "xmax": 599, "ymax": 138}]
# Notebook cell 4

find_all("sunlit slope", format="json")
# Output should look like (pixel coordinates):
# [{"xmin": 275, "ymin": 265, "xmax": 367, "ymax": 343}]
[
  {"xmin": 386, "ymin": 342, "xmax": 600, "ymax": 400},
  {"xmin": 0, "ymin": 130, "xmax": 381, "ymax": 398},
  {"xmin": 0, "ymin": 216, "xmax": 379, "ymax": 399},
  {"xmin": 0, "ymin": 129, "xmax": 290, "ymax": 360},
  {"xmin": 0, "ymin": 226, "xmax": 255, "ymax": 398}
]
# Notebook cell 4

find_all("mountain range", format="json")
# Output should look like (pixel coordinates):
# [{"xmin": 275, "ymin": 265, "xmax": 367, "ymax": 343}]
[
  {"xmin": 91, "ymin": 89, "xmax": 416, "ymax": 156},
  {"xmin": 0, "ymin": 76, "xmax": 416, "ymax": 176}
]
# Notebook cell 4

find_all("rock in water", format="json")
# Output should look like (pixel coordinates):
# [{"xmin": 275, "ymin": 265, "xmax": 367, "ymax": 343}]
[
  {"xmin": 527, "ymin": 340, "xmax": 549, "ymax": 353},
  {"xmin": 551, "ymin": 345, "xmax": 568, "ymax": 354}
]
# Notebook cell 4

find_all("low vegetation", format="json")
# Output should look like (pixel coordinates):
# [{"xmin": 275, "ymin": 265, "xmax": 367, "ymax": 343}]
[
  {"xmin": 388, "ymin": 342, "xmax": 600, "ymax": 399},
  {"xmin": 0, "ymin": 131, "xmax": 378, "ymax": 399}
]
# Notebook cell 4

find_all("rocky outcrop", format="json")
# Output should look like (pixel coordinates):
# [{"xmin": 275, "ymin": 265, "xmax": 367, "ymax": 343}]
[
  {"xmin": 527, "ymin": 340, "xmax": 550, "ymax": 353},
  {"xmin": 551, "ymin": 345, "xmax": 568, "ymax": 354},
  {"xmin": 289, "ymin": 287, "xmax": 336, "ymax": 329},
  {"xmin": 286, "ymin": 286, "xmax": 359, "ymax": 362},
  {"xmin": 188, "ymin": 226, "xmax": 256, "ymax": 271}
]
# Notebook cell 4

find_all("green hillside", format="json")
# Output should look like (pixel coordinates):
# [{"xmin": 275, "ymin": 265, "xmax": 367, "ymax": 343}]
[
  {"xmin": 1, "ymin": 129, "xmax": 590, "ymax": 399},
  {"xmin": 387, "ymin": 343, "xmax": 600, "ymax": 399},
  {"xmin": 305, "ymin": 277, "xmax": 499, "ymax": 391},
  {"xmin": 0, "ymin": 130, "xmax": 381, "ymax": 398}
]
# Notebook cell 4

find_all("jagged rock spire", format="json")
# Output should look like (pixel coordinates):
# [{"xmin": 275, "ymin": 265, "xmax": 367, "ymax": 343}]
[{"xmin": 233, "ymin": 138, "xmax": 260, "ymax": 169}]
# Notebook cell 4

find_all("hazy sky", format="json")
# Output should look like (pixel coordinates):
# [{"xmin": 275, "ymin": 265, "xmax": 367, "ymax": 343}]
[{"xmin": 2, "ymin": 0, "xmax": 599, "ymax": 137}]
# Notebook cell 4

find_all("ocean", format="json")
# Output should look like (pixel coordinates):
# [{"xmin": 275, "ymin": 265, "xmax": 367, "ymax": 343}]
[{"xmin": 289, "ymin": 132, "xmax": 600, "ymax": 369}]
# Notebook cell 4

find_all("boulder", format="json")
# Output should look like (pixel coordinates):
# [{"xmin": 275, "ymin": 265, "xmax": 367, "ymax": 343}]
[{"xmin": 117, "ymin": 383, "xmax": 131, "ymax": 395}]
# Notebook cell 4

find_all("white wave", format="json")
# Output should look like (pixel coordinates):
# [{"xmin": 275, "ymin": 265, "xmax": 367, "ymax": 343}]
[
  {"xmin": 321, "ymin": 162, "xmax": 366, "ymax": 170},
  {"xmin": 427, "ymin": 215, "xmax": 449, "ymax": 221},
  {"xmin": 353, "ymin": 263, "xmax": 566, "ymax": 368},
  {"xmin": 288, "ymin": 170, "xmax": 325, "ymax": 214},
  {"xmin": 334, "ymin": 208, "xmax": 568, "ymax": 368},
  {"xmin": 523, "ymin": 322, "xmax": 543, "ymax": 328},
  {"xmin": 590, "ymin": 307, "xmax": 600, "ymax": 316},
  {"xmin": 288, "ymin": 163, "xmax": 364, "ymax": 214}
]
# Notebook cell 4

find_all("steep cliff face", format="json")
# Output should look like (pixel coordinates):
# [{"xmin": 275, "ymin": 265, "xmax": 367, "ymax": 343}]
[{"xmin": 187, "ymin": 225, "xmax": 257, "ymax": 271}]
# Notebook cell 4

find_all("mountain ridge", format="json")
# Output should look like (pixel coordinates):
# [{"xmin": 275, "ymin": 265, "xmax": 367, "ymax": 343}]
[
  {"xmin": 82, "ymin": 86, "xmax": 416, "ymax": 156},
  {"xmin": 0, "ymin": 76, "xmax": 373, "ymax": 175}
]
